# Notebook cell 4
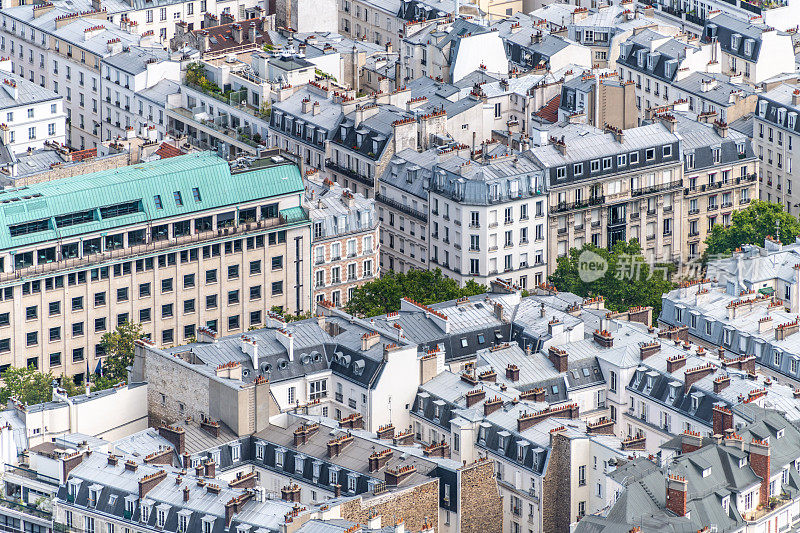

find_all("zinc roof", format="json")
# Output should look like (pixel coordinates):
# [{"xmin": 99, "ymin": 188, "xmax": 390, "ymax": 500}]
[{"xmin": 0, "ymin": 152, "xmax": 304, "ymax": 251}]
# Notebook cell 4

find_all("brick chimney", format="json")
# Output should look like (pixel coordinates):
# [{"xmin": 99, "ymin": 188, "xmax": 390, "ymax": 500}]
[
  {"xmin": 200, "ymin": 418, "xmax": 220, "ymax": 438},
  {"xmin": 281, "ymin": 484, "xmax": 301, "ymax": 502},
  {"xmin": 484, "ymin": 396, "xmax": 503, "ymax": 416},
  {"xmin": 465, "ymin": 389, "xmax": 486, "ymax": 407},
  {"xmin": 520, "ymin": 388, "xmax": 545, "ymax": 403},
  {"xmin": 368, "ymin": 449, "xmax": 393, "ymax": 472},
  {"xmin": 681, "ymin": 431, "xmax": 703, "ymax": 453},
  {"xmin": 665, "ymin": 475, "xmax": 687, "ymax": 516},
  {"xmin": 548, "ymin": 347, "xmax": 568, "ymax": 373},
  {"xmin": 376, "ymin": 424, "xmax": 395, "ymax": 440},
  {"xmin": 183, "ymin": 486, "xmax": 190, "ymax": 502},
  {"xmin": 667, "ymin": 354, "xmax": 687, "ymax": 373},
  {"xmin": 63, "ymin": 451, "xmax": 85, "ymax": 480},
  {"xmin": 202, "ymin": 459, "xmax": 215, "ymax": 478},
  {"xmin": 639, "ymin": 341, "xmax": 660, "ymax": 360},
  {"xmin": 712, "ymin": 404, "xmax": 733, "ymax": 436},
  {"xmin": 506, "ymin": 364, "xmax": 520, "ymax": 382},
  {"xmin": 750, "ymin": 439, "xmax": 771, "ymax": 507},
  {"xmin": 158, "ymin": 425, "xmax": 186, "ymax": 455},
  {"xmin": 683, "ymin": 363, "xmax": 715, "ymax": 394},
  {"xmin": 713, "ymin": 375, "xmax": 730, "ymax": 393},
  {"xmin": 593, "ymin": 329, "xmax": 613, "ymax": 348},
  {"xmin": 293, "ymin": 423, "xmax": 320, "ymax": 446},
  {"xmin": 138, "ymin": 470, "xmax": 168, "ymax": 499}
]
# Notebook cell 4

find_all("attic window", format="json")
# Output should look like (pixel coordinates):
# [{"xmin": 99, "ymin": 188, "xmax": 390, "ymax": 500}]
[
  {"xmin": 551, "ymin": 385, "xmax": 558, "ymax": 394},
  {"xmin": 739, "ymin": 457, "xmax": 747, "ymax": 468},
  {"xmin": 702, "ymin": 467, "xmax": 711, "ymax": 478},
  {"xmin": 477, "ymin": 333, "xmax": 485, "ymax": 344},
  {"xmin": 173, "ymin": 191, "xmax": 183, "ymax": 206},
  {"xmin": 777, "ymin": 428, "xmax": 785, "ymax": 439},
  {"xmin": 460, "ymin": 338, "xmax": 468, "ymax": 348}
]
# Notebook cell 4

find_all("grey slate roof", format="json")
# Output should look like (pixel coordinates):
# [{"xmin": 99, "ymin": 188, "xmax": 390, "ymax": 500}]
[{"xmin": 0, "ymin": 71, "xmax": 61, "ymax": 109}]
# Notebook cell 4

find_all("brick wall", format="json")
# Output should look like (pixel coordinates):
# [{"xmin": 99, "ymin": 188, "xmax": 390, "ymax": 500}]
[
  {"xmin": 339, "ymin": 479, "xmax": 439, "ymax": 533},
  {"xmin": 459, "ymin": 459, "xmax": 502, "ymax": 533},
  {"xmin": 541, "ymin": 432, "xmax": 571, "ymax": 532}
]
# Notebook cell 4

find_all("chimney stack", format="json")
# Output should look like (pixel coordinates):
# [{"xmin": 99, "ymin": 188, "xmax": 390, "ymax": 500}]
[
  {"xmin": 665, "ymin": 475, "xmax": 687, "ymax": 517},
  {"xmin": 750, "ymin": 439, "xmax": 771, "ymax": 507}
]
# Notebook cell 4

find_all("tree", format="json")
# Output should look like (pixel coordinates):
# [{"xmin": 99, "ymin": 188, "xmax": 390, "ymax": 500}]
[
  {"xmin": 548, "ymin": 240, "xmax": 675, "ymax": 322},
  {"xmin": 344, "ymin": 269, "xmax": 486, "ymax": 317},
  {"xmin": 704, "ymin": 200, "xmax": 800, "ymax": 259},
  {"xmin": 99, "ymin": 322, "xmax": 144, "ymax": 383},
  {"xmin": 0, "ymin": 365, "xmax": 56, "ymax": 405},
  {"xmin": 269, "ymin": 306, "xmax": 312, "ymax": 323}
]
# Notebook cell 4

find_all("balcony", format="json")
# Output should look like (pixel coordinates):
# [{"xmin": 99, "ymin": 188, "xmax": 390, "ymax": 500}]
[
  {"xmin": 376, "ymin": 193, "xmax": 427, "ymax": 222},
  {"xmin": 0, "ymin": 210, "xmax": 309, "ymax": 284},
  {"xmin": 326, "ymin": 160, "xmax": 374, "ymax": 188},
  {"xmin": 549, "ymin": 196, "xmax": 605, "ymax": 214},
  {"xmin": 631, "ymin": 212, "xmax": 640, "ymax": 220},
  {"xmin": 558, "ymin": 227, "xmax": 568, "ymax": 234},
  {"xmin": 631, "ymin": 180, "xmax": 683, "ymax": 197},
  {"xmin": 688, "ymin": 208, "xmax": 700, "ymax": 215},
  {"xmin": 707, "ymin": 204, "xmax": 719, "ymax": 211}
]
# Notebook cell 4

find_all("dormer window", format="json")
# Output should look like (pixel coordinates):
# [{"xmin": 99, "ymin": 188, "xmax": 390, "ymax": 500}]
[
  {"xmin": 231, "ymin": 443, "xmax": 241, "ymax": 462},
  {"xmin": 722, "ymin": 495, "xmax": 730, "ymax": 512},
  {"xmin": 275, "ymin": 448, "xmax": 285, "ymax": 468},
  {"xmin": 739, "ymin": 457, "xmax": 747, "ymax": 468},
  {"xmin": 777, "ymin": 428, "xmax": 785, "ymax": 439},
  {"xmin": 498, "ymin": 435, "xmax": 505, "ymax": 449},
  {"xmin": 141, "ymin": 502, "xmax": 152, "ymax": 523},
  {"xmin": 789, "ymin": 112, "xmax": 797, "ymax": 130},
  {"xmin": 178, "ymin": 511, "xmax": 191, "ymax": 533},
  {"xmin": 702, "ymin": 467, "xmax": 711, "ymax": 478},
  {"xmin": 744, "ymin": 39, "xmax": 754, "ymax": 57},
  {"xmin": 778, "ymin": 108, "xmax": 786, "ymax": 124},
  {"xmin": 201, "ymin": 517, "xmax": 214, "ymax": 533},
  {"xmin": 156, "ymin": 505, "xmax": 170, "ymax": 528},
  {"xmin": 210, "ymin": 449, "xmax": 221, "ymax": 465},
  {"xmin": 313, "ymin": 460, "xmax": 322, "ymax": 479},
  {"xmin": 347, "ymin": 473, "xmax": 358, "ymax": 492},
  {"xmin": 517, "ymin": 442, "xmax": 526, "ymax": 461},
  {"xmin": 295, "ymin": 454, "xmax": 305, "ymax": 475},
  {"xmin": 759, "ymin": 100, "xmax": 768, "ymax": 117},
  {"xmin": 329, "ymin": 467, "xmax": 339, "ymax": 485},
  {"xmin": 731, "ymin": 33, "xmax": 740, "ymax": 50},
  {"xmin": 255, "ymin": 442, "xmax": 265, "ymax": 460},
  {"xmin": 125, "ymin": 497, "xmax": 136, "ymax": 518}
]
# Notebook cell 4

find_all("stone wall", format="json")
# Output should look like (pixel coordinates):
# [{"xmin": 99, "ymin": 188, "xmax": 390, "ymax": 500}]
[
  {"xmin": 459, "ymin": 459, "xmax": 502, "ymax": 533},
  {"xmin": 137, "ymin": 343, "xmax": 212, "ymax": 427},
  {"xmin": 339, "ymin": 479, "xmax": 439, "ymax": 533}
]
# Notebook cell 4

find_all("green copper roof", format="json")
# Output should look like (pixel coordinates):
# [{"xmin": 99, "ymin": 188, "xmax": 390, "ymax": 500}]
[{"xmin": 0, "ymin": 151, "xmax": 304, "ymax": 251}]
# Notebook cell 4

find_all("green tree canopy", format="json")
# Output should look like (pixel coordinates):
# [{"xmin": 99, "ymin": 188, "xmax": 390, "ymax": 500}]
[
  {"xmin": 704, "ymin": 200, "xmax": 800, "ymax": 259},
  {"xmin": 548, "ymin": 240, "xmax": 675, "ymax": 321},
  {"xmin": 344, "ymin": 269, "xmax": 487, "ymax": 317},
  {"xmin": 99, "ymin": 321, "xmax": 144, "ymax": 383},
  {"xmin": 0, "ymin": 365, "xmax": 57, "ymax": 405}
]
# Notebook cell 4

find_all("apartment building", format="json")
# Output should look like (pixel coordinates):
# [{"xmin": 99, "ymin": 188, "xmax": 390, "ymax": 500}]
[
  {"xmin": 675, "ymin": 113, "xmax": 758, "ymax": 261},
  {"xmin": 0, "ymin": 9, "xmax": 137, "ymax": 149},
  {"xmin": 270, "ymin": 84, "xmax": 346, "ymax": 173},
  {"xmin": 557, "ymin": 71, "xmax": 638, "ymax": 130},
  {"xmin": 376, "ymin": 148, "xmax": 434, "ymax": 273},
  {"xmin": 528, "ymin": 121, "xmax": 683, "ymax": 269},
  {"xmin": 577, "ymin": 409, "xmax": 800, "ymax": 532},
  {"xmin": 0, "ymin": 0, "xmax": 262, "ymax": 149},
  {"xmin": 0, "ymin": 71, "xmax": 67, "ymax": 154},
  {"xmin": 429, "ymin": 144, "xmax": 548, "ymax": 289},
  {"xmin": 411, "ymin": 370, "xmax": 628, "ymax": 532},
  {"xmin": 0, "ymin": 151, "xmax": 311, "ymax": 380},
  {"xmin": 704, "ymin": 13, "xmax": 795, "ymax": 85},
  {"xmin": 307, "ymin": 179, "xmax": 379, "ymax": 307},
  {"xmin": 338, "ymin": 0, "xmax": 450, "ymax": 54},
  {"xmin": 753, "ymin": 84, "xmax": 800, "ymax": 214},
  {"xmin": 660, "ymin": 239, "xmax": 800, "ymax": 386},
  {"xmin": 400, "ymin": 18, "xmax": 509, "ymax": 84},
  {"xmin": 617, "ymin": 29, "xmax": 717, "ymax": 120},
  {"xmin": 100, "ymin": 47, "xmax": 179, "ymax": 143},
  {"xmin": 670, "ymin": 71, "xmax": 756, "ymax": 124}
]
